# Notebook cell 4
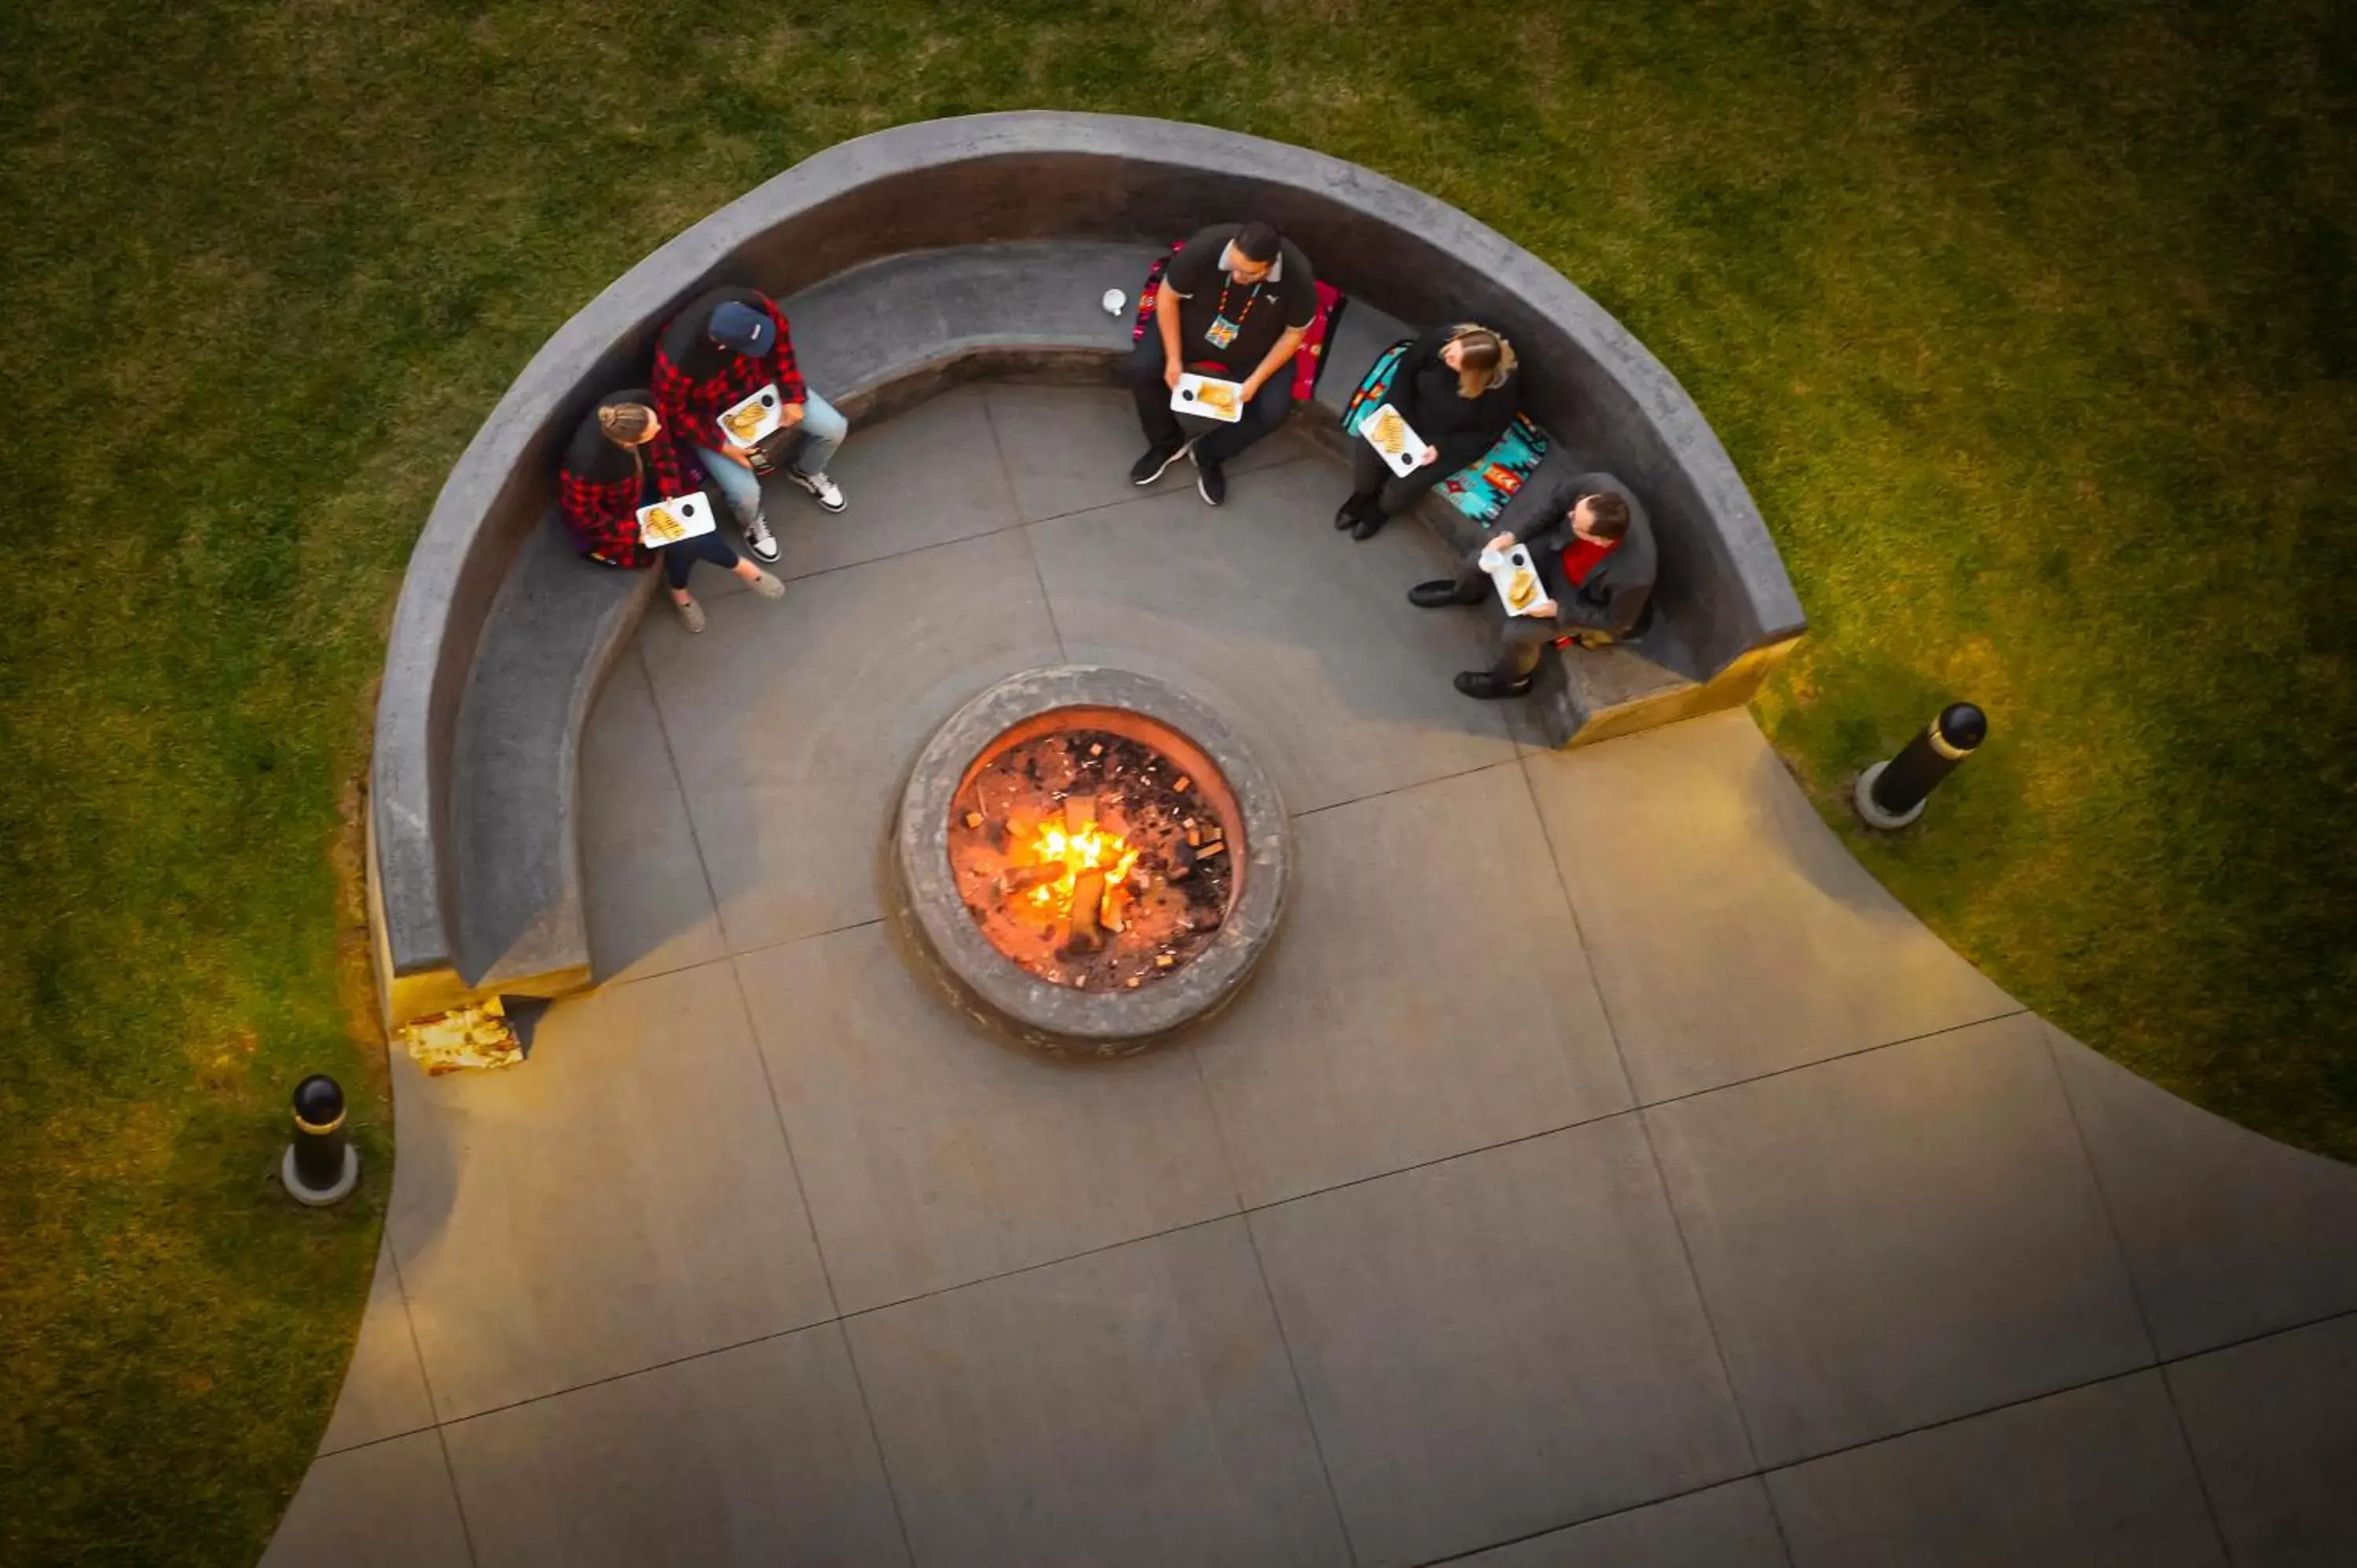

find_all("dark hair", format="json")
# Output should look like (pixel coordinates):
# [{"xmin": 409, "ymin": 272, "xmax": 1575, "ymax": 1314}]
[
  {"xmin": 1578, "ymin": 491, "xmax": 1631, "ymax": 541},
  {"xmin": 1232, "ymin": 222, "xmax": 1281, "ymax": 263}
]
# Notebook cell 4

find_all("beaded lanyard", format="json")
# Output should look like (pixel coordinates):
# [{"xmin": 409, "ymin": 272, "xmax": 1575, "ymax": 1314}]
[
  {"xmin": 1213, "ymin": 273, "xmax": 1264, "ymax": 326},
  {"xmin": 1204, "ymin": 265, "xmax": 1265, "ymax": 351}
]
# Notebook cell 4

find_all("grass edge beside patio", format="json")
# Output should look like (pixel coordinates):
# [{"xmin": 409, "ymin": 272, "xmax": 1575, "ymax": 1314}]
[{"xmin": 1, "ymin": 2, "xmax": 2349, "ymax": 1563}]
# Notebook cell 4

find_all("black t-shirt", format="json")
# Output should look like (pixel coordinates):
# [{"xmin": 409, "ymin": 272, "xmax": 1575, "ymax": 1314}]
[{"xmin": 1161, "ymin": 224, "xmax": 1318, "ymax": 375}]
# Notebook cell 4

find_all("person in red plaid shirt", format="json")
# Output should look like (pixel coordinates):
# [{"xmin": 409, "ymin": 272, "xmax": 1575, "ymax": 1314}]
[
  {"xmin": 652, "ymin": 286, "xmax": 850, "ymax": 564},
  {"xmin": 558, "ymin": 392, "xmax": 785, "ymax": 635}
]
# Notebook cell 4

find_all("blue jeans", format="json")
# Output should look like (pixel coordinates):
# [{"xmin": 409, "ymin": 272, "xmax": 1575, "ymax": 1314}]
[{"xmin": 694, "ymin": 388, "xmax": 849, "ymax": 524}]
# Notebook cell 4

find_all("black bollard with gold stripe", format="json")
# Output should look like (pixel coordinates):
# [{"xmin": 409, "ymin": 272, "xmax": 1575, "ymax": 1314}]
[
  {"xmin": 1853, "ymin": 704, "xmax": 1987, "ymax": 830},
  {"xmin": 284, "ymin": 1074, "xmax": 360, "ymax": 1206}
]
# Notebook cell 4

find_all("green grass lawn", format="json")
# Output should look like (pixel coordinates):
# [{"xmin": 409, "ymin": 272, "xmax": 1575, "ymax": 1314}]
[{"xmin": 2, "ymin": 0, "xmax": 2348, "ymax": 1559}]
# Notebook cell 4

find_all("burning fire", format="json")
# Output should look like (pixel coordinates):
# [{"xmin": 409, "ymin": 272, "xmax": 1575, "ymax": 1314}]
[{"xmin": 1024, "ymin": 818, "xmax": 1140, "ymax": 912}]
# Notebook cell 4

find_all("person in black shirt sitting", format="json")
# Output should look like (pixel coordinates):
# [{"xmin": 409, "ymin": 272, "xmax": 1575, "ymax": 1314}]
[
  {"xmin": 1336, "ymin": 324, "xmax": 1520, "ymax": 540},
  {"xmin": 1120, "ymin": 222, "xmax": 1319, "ymax": 507}
]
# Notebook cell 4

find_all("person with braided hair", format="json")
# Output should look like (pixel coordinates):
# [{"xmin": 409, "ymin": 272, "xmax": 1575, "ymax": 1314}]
[{"xmin": 557, "ymin": 393, "xmax": 785, "ymax": 635}]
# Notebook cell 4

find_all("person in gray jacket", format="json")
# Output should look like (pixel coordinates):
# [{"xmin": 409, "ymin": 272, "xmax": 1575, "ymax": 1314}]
[{"xmin": 1407, "ymin": 472, "xmax": 1656, "ymax": 699}]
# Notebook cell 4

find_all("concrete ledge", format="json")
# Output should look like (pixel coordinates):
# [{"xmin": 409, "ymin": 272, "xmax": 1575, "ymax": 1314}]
[
  {"xmin": 449, "ymin": 514, "xmax": 654, "ymax": 995},
  {"xmin": 371, "ymin": 112, "xmax": 1804, "ymax": 1024}
]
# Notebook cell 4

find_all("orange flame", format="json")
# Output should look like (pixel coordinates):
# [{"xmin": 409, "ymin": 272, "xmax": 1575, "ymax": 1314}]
[{"xmin": 1024, "ymin": 818, "xmax": 1139, "ymax": 914}]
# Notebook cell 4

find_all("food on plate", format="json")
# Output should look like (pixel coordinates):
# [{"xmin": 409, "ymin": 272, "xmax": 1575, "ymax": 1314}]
[
  {"xmin": 1194, "ymin": 379, "xmax": 1237, "ymax": 414},
  {"xmin": 642, "ymin": 505, "xmax": 685, "ymax": 544},
  {"xmin": 1507, "ymin": 566, "xmax": 1540, "ymax": 610},
  {"xmin": 720, "ymin": 402, "xmax": 768, "ymax": 444},
  {"xmin": 1370, "ymin": 408, "xmax": 1409, "ymax": 455}
]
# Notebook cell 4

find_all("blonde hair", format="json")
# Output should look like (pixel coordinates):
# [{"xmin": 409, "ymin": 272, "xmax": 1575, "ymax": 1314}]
[
  {"xmin": 1447, "ymin": 325, "xmax": 1515, "ymax": 399},
  {"xmin": 597, "ymin": 401, "xmax": 658, "ymax": 485},
  {"xmin": 598, "ymin": 401, "xmax": 658, "ymax": 446}
]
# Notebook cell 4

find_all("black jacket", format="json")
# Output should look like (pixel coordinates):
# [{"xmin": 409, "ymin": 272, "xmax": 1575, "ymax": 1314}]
[
  {"xmin": 1388, "ymin": 328, "xmax": 1521, "ymax": 477},
  {"xmin": 1512, "ymin": 471, "xmax": 1657, "ymax": 638}
]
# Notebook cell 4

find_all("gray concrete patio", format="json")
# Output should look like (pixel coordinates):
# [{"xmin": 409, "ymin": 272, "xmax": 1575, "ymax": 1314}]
[{"xmin": 273, "ymin": 384, "xmax": 2357, "ymax": 1567}]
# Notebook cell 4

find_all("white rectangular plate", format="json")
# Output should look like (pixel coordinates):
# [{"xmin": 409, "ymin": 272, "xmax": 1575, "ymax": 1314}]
[
  {"xmin": 1359, "ymin": 401, "xmax": 1427, "ymax": 478},
  {"xmin": 1478, "ymin": 543, "xmax": 1548, "ymax": 617},
  {"xmin": 1171, "ymin": 372, "xmax": 1245, "ymax": 423},
  {"xmin": 637, "ymin": 489, "xmax": 718, "ymax": 548},
  {"xmin": 717, "ymin": 383, "xmax": 783, "ymax": 448}
]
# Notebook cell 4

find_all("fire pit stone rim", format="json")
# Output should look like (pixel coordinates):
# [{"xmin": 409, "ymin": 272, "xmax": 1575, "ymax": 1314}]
[{"xmin": 894, "ymin": 665, "xmax": 1288, "ymax": 1053}]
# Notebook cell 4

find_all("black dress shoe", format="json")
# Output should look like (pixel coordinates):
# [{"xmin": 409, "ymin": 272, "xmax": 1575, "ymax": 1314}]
[
  {"xmin": 1351, "ymin": 511, "xmax": 1388, "ymax": 540},
  {"xmin": 1334, "ymin": 494, "xmax": 1374, "ymax": 529},
  {"xmin": 1454, "ymin": 670, "xmax": 1534, "ymax": 700},
  {"xmin": 1130, "ymin": 439, "xmax": 1190, "ymax": 485},
  {"xmin": 1197, "ymin": 461, "xmax": 1227, "ymax": 507},
  {"xmin": 1409, "ymin": 579, "xmax": 1472, "ymax": 609}
]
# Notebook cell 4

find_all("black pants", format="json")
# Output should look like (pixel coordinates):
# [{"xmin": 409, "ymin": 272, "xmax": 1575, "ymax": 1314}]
[
  {"xmin": 1120, "ymin": 334, "xmax": 1294, "ymax": 467},
  {"xmin": 660, "ymin": 530, "xmax": 740, "ymax": 590},
  {"xmin": 1448, "ymin": 562, "xmax": 1567, "ymax": 680},
  {"xmin": 1349, "ymin": 438, "xmax": 1453, "ymax": 517}
]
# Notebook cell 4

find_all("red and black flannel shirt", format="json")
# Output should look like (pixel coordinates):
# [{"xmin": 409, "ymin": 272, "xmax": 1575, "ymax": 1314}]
[
  {"xmin": 651, "ymin": 293, "xmax": 806, "ymax": 452},
  {"xmin": 557, "ymin": 424, "xmax": 708, "ymax": 571}
]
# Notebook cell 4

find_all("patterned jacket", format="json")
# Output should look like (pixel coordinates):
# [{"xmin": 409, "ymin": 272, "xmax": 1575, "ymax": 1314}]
[
  {"xmin": 557, "ymin": 417, "xmax": 708, "ymax": 572},
  {"xmin": 651, "ymin": 290, "xmax": 806, "ymax": 452}
]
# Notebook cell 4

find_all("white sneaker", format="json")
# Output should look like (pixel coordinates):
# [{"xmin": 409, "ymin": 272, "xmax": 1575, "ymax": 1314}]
[
  {"xmin": 743, "ymin": 513, "xmax": 780, "ymax": 562},
  {"xmin": 789, "ymin": 467, "xmax": 846, "ymax": 513}
]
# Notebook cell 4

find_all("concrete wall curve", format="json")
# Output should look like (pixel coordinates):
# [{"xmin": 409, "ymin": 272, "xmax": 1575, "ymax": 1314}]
[{"xmin": 368, "ymin": 111, "xmax": 1804, "ymax": 1021}]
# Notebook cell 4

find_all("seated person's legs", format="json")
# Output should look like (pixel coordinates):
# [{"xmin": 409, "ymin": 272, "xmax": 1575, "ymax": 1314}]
[
  {"xmin": 789, "ymin": 390, "xmax": 850, "ymax": 477},
  {"xmin": 694, "ymin": 445, "xmax": 765, "ymax": 527},
  {"xmin": 1443, "ymin": 596, "xmax": 1556, "ymax": 699},
  {"xmin": 662, "ymin": 531, "xmax": 740, "ymax": 591},
  {"xmin": 1191, "ymin": 378, "xmax": 1294, "ymax": 505},
  {"xmin": 1340, "ymin": 441, "xmax": 1450, "ymax": 539},
  {"xmin": 1193, "ymin": 376, "xmax": 1292, "ymax": 471},
  {"xmin": 1407, "ymin": 551, "xmax": 1494, "ymax": 608},
  {"xmin": 1408, "ymin": 546, "xmax": 1550, "ymax": 695},
  {"xmin": 1491, "ymin": 615, "xmax": 1553, "ymax": 683},
  {"xmin": 656, "ymin": 533, "xmax": 780, "ymax": 632},
  {"xmin": 1120, "ymin": 334, "xmax": 1188, "ymax": 476},
  {"xmin": 1380, "ymin": 466, "xmax": 1449, "ymax": 518},
  {"xmin": 1424, "ymin": 614, "xmax": 1553, "ymax": 699},
  {"xmin": 776, "ymin": 390, "xmax": 850, "ymax": 511},
  {"xmin": 1338, "ymin": 441, "xmax": 1391, "ymax": 527}
]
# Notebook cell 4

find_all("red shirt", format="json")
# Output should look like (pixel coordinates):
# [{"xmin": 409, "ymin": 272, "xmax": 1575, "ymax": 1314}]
[{"xmin": 1560, "ymin": 534, "xmax": 1620, "ymax": 588}]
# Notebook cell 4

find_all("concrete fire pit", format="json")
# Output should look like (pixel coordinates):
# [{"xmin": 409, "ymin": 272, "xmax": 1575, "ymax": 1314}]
[{"xmin": 893, "ymin": 666, "xmax": 1287, "ymax": 1056}]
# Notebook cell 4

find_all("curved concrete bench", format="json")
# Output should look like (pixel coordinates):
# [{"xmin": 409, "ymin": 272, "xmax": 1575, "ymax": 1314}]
[
  {"xmin": 442, "ymin": 241, "xmax": 1163, "ymax": 1002},
  {"xmin": 368, "ymin": 112, "xmax": 1805, "ymax": 1025}
]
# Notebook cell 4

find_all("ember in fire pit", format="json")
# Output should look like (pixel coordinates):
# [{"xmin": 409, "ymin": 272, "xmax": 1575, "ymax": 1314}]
[
  {"xmin": 894, "ymin": 667, "xmax": 1287, "ymax": 1056},
  {"xmin": 951, "ymin": 727, "xmax": 1236, "ymax": 993}
]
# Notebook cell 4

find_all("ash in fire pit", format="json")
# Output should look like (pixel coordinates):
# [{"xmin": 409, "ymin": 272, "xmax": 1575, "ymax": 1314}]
[
  {"xmin": 893, "ymin": 666, "xmax": 1288, "ymax": 1056},
  {"xmin": 951, "ymin": 728, "xmax": 1234, "ymax": 992}
]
